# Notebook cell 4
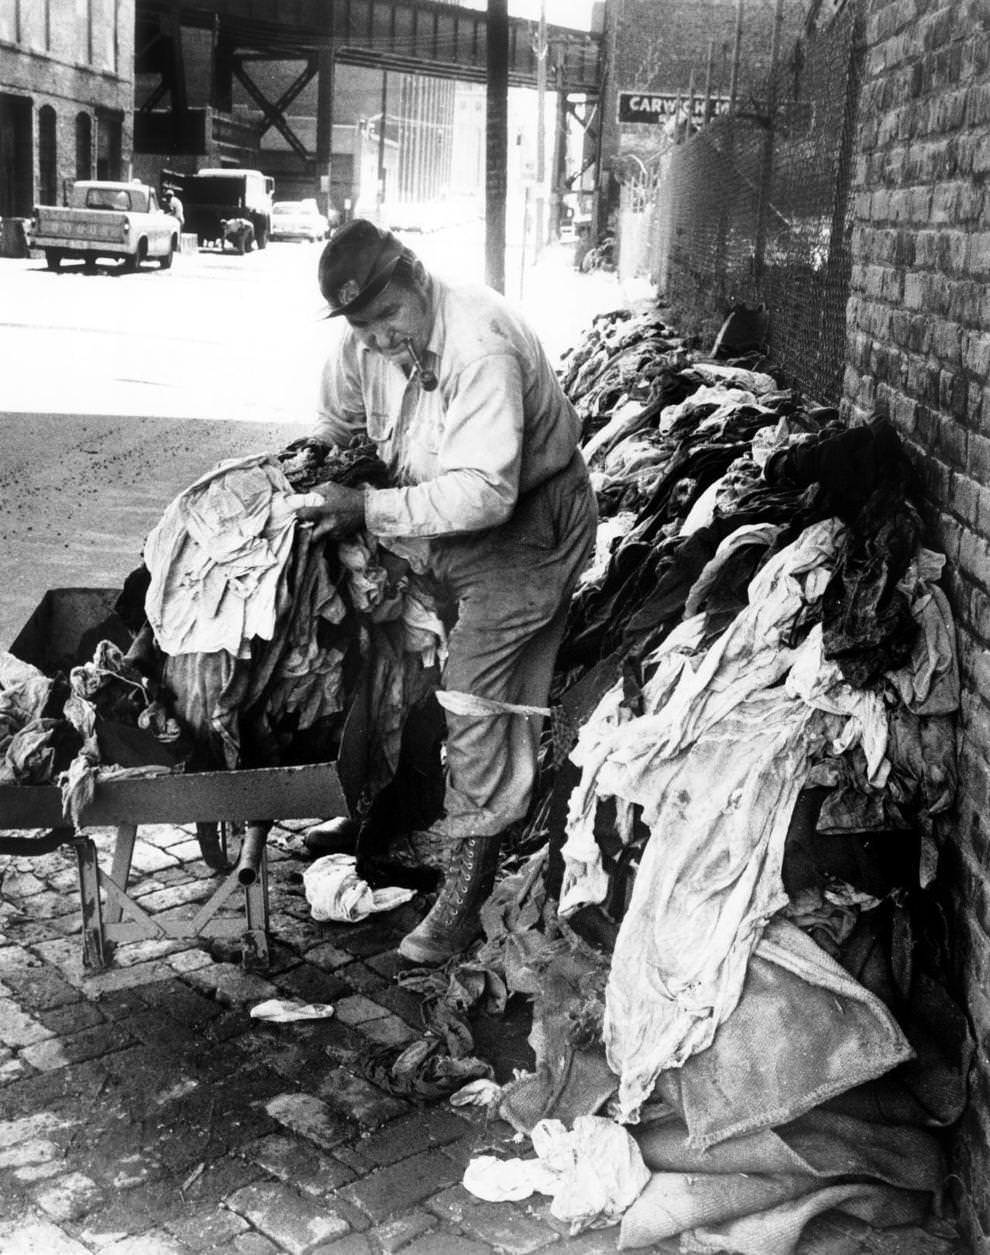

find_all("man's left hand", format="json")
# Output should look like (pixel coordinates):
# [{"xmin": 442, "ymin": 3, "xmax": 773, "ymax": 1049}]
[{"xmin": 295, "ymin": 483, "xmax": 366, "ymax": 539}]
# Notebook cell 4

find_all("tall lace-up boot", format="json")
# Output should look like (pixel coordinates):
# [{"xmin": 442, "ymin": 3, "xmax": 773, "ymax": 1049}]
[{"xmin": 397, "ymin": 834, "xmax": 501, "ymax": 965}]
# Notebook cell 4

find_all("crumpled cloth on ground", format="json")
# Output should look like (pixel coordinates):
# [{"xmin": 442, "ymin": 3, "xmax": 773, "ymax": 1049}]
[
  {"xmin": 144, "ymin": 455, "xmax": 302, "ymax": 657},
  {"xmin": 498, "ymin": 948, "xmax": 618, "ymax": 1135},
  {"xmin": 463, "ymin": 1116, "xmax": 650, "ymax": 1234},
  {"xmin": 566, "ymin": 518, "xmax": 844, "ymax": 788},
  {"xmin": 302, "ymin": 853, "xmax": 416, "ymax": 922},
  {"xmin": 633, "ymin": 1107, "xmax": 944, "ymax": 1191},
  {"xmin": 502, "ymin": 913, "xmax": 915, "ymax": 1152},
  {"xmin": 531, "ymin": 1115, "xmax": 652, "ymax": 1232},
  {"xmin": 560, "ymin": 520, "xmax": 908, "ymax": 1119},
  {"xmin": 651, "ymin": 918, "xmax": 914, "ymax": 1150},
  {"xmin": 573, "ymin": 687, "xmax": 812, "ymax": 1108},
  {"xmin": 682, "ymin": 521, "xmax": 784, "ymax": 619},
  {"xmin": 686, "ymin": 362, "xmax": 778, "ymax": 395},
  {"xmin": 361, "ymin": 966, "xmax": 497, "ymax": 1101},
  {"xmin": 462, "ymin": 1154, "xmax": 559, "ymax": 1202},
  {"xmin": 659, "ymin": 385, "xmax": 771, "ymax": 435},
  {"xmin": 249, "ymin": 998, "xmax": 335, "ymax": 1022},
  {"xmin": 618, "ymin": 1175, "xmax": 929, "ymax": 1252},
  {"xmin": 450, "ymin": 1078, "xmax": 503, "ymax": 1108},
  {"xmin": 885, "ymin": 551, "xmax": 959, "ymax": 715}
]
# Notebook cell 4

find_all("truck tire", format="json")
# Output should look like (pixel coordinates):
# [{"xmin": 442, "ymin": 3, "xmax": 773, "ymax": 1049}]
[
  {"xmin": 45, "ymin": 249, "xmax": 63, "ymax": 271},
  {"xmin": 124, "ymin": 239, "xmax": 147, "ymax": 273},
  {"xmin": 254, "ymin": 216, "xmax": 269, "ymax": 250}
]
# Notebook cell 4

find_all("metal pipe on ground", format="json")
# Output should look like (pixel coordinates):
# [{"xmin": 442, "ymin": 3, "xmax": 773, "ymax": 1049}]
[{"xmin": 236, "ymin": 822, "xmax": 271, "ymax": 885}]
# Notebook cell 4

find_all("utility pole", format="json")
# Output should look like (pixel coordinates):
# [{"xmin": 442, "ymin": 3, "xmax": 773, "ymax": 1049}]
[
  {"xmin": 486, "ymin": 0, "xmax": 508, "ymax": 292},
  {"xmin": 755, "ymin": 0, "xmax": 785, "ymax": 281},
  {"xmin": 377, "ymin": 69, "xmax": 388, "ymax": 224},
  {"xmin": 315, "ymin": 4, "xmax": 334, "ymax": 222},
  {"xmin": 702, "ymin": 39, "xmax": 714, "ymax": 124},
  {"xmin": 728, "ymin": 0, "xmax": 744, "ymax": 117},
  {"xmin": 535, "ymin": 0, "xmax": 548, "ymax": 259}
]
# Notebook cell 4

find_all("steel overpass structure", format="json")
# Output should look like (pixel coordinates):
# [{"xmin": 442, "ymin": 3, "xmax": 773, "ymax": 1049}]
[{"xmin": 135, "ymin": 0, "xmax": 604, "ymax": 218}]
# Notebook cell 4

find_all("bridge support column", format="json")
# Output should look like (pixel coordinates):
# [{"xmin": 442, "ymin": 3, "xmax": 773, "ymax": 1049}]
[{"xmin": 485, "ymin": 0, "xmax": 508, "ymax": 293}]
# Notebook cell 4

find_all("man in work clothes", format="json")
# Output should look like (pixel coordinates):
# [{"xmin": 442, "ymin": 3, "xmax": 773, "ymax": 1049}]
[
  {"xmin": 294, "ymin": 218, "xmax": 597, "ymax": 965},
  {"xmin": 161, "ymin": 188, "xmax": 184, "ymax": 229}
]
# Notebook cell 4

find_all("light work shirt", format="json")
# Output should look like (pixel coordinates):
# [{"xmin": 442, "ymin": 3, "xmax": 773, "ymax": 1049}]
[{"xmin": 311, "ymin": 277, "xmax": 582, "ymax": 548}]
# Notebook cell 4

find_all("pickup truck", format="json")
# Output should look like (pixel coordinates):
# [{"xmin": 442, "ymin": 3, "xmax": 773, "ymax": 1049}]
[{"xmin": 29, "ymin": 181, "xmax": 180, "ymax": 272}]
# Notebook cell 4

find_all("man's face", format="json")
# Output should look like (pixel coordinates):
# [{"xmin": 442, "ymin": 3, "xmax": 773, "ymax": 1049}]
[{"xmin": 345, "ymin": 275, "xmax": 432, "ymax": 368}]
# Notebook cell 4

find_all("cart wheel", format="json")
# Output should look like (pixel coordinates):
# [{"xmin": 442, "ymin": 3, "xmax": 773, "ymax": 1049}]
[
  {"xmin": 221, "ymin": 820, "xmax": 242, "ymax": 863},
  {"xmin": 196, "ymin": 821, "xmax": 231, "ymax": 871}
]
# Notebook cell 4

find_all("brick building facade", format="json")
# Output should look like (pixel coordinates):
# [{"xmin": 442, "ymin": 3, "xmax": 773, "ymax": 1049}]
[
  {"xmin": 0, "ymin": 0, "xmax": 134, "ymax": 219},
  {"xmin": 843, "ymin": 4, "xmax": 990, "ymax": 1241}
]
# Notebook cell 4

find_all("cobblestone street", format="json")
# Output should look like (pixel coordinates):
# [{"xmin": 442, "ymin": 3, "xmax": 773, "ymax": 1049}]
[{"xmin": 0, "ymin": 817, "xmax": 623, "ymax": 1255}]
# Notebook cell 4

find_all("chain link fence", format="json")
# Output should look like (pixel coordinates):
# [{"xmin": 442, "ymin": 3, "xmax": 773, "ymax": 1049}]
[{"xmin": 629, "ymin": 4, "xmax": 861, "ymax": 406}]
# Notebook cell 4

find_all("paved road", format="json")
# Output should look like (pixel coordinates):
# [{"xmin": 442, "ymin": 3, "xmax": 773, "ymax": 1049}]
[{"xmin": 0, "ymin": 232, "xmax": 640, "ymax": 650}]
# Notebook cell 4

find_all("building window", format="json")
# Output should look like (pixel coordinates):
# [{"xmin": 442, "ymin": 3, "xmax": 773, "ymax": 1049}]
[
  {"xmin": 96, "ymin": 111, "xmax": 122, "ymax": 180},
  {"xmin": 0, "ymin": 1, "xmax": 16, "ymax": 43},
  {"xmin": 75, "ymin": 112, "xmax": 92, "ymax": 179},
  {"xmin": 75, "ymin": 0, "xmax": 92, "ymax": 65},
  {"xmin": 39, "ymin": 105, "xmax": 57, "ymax": 204}
]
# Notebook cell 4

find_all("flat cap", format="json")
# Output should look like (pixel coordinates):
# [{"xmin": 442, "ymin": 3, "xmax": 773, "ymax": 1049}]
[{"xmin": 318, "ymin": 219, "xmax": 410, "ymax": 318}]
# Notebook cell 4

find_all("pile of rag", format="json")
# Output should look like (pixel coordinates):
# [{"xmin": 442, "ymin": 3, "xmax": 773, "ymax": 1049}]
[
  {"xmin": 120, "ymin": 438, "xmax": 446, "ymax": 796},
  {"xmin": 0, "ymin": 436, "xmax": 448, "ymax": 835},
  {"xmin": 437, "ymin": 307, "xmax": 968, "ymax": 1254}
]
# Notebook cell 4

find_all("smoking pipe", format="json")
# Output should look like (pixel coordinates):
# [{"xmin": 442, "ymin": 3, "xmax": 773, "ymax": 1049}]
[{"xmin": 403, "ymin": 338, "xmax": 438, "ymax": 391}]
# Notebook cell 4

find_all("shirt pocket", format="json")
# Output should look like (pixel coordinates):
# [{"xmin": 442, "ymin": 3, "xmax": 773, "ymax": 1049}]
[
  {"xmin": 367, "ymin": 409, "xmax": 394, "ymax": 443},
  {"xmin": 411, "ymin": 395, "xmax": 444, "ymax": 456}
]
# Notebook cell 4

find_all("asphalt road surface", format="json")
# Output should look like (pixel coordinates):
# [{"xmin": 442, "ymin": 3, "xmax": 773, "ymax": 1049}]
[{"xmin": 0, "ymin": 229, "xmax": 641, "ymax": 649}]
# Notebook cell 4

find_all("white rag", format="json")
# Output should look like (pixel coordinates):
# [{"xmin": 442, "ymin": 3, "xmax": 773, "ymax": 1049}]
[
  {"xmin": 249, "ymin": 998, "xmax": 336, "ymax": 1023},
  {"xmin": 302, "ymin": 853, "xmax": 416, "ymax": 923}
]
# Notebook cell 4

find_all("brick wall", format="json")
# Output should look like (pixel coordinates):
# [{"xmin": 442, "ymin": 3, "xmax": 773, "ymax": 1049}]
[{"xmin": 843, "ymin": 1, "xmax": 990, "ymax": 1244}]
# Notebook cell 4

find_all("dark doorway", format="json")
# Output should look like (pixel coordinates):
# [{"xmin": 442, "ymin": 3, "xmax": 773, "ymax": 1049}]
[
  {"xmin": 0, "ymin": 94, "xmax": 33, "ymax": 217},
  {"xmin": 39, "ymin": 105, "xmax": 57, "ymax": 205},
  {"xmin": 96, "ymin": 110, "xmax": 123, "ymax": 180},
  {"xmin": 75, "ymin": 111, "xmax": 92, "ymax": 180}
]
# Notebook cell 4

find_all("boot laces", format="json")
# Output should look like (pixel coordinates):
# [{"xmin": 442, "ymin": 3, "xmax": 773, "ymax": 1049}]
[{"xmin": 433, "ymin": 837, "xmax": 482, "ymax": 925}]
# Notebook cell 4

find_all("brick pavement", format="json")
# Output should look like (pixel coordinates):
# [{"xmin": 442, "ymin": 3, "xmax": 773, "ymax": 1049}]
[
  {"xmin": 0, "ymin": 816, "xmax": 972, "ymax": 1255},
  {"xmin": 0, "ymin": 819, "xmax": 617, "ymax": 1255}
]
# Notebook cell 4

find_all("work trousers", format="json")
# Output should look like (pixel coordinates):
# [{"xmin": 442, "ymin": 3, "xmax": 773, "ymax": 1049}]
[{"xmin": 427, "ymin": 452, "xmax": 597, "ymax": 838}]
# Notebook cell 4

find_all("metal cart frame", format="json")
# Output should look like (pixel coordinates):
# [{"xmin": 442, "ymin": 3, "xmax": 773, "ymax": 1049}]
[{"xmin": 0, "ymin": 588, "xmax": 349, "ymax": 971}]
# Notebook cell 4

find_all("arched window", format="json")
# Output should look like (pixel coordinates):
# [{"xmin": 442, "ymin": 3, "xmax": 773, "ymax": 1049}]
[
  {"xmin": 75, "ymin": 112, "xmax": 92, "ymax": 180},
  {"xmin": 39, "ymin": 106, "xmax": 57, "ymax": 205}
]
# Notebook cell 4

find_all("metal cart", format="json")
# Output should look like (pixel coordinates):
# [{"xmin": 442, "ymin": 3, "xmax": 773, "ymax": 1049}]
[{"xmin": 0, "ymin": 589, "xmax": 348, "ymax": 970}]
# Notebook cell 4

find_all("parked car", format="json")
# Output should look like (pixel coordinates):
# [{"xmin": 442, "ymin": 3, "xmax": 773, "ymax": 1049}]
[
  {"xmin": 29, "ymin": 181, "xmax": 179, "ymax": 272},
  {"xmin": 270, "ymin": 200, "xmax": 331, "ymax": 243}
]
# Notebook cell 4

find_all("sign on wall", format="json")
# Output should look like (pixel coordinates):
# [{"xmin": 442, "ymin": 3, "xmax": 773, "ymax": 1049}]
[{"xmin": 617, "ymin": 91, "xmax": 731, "ymax": 125}]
